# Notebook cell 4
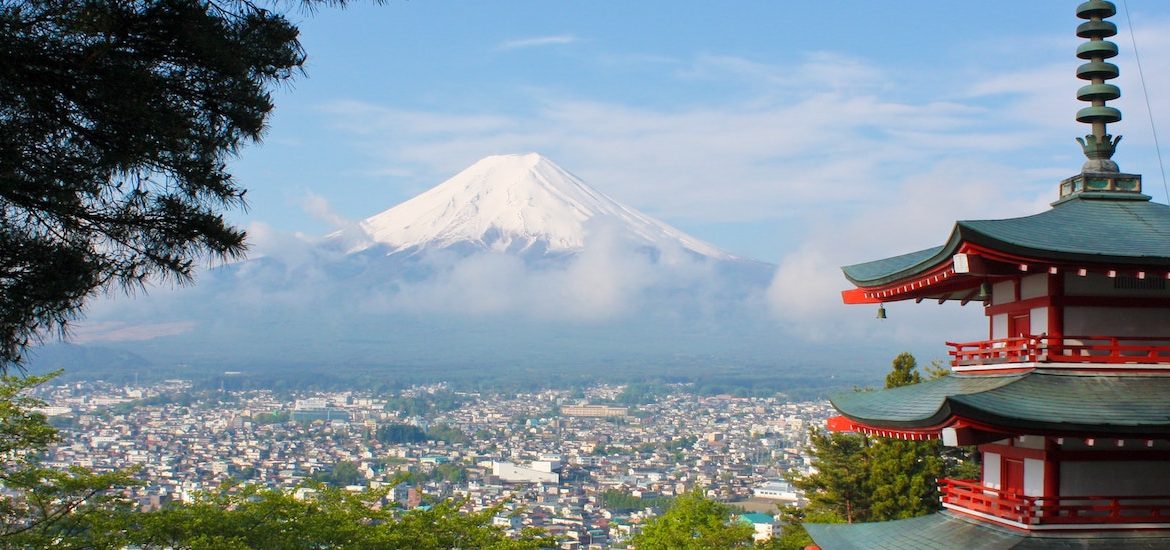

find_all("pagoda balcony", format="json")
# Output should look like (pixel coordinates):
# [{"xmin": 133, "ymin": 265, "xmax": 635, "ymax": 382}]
[
  {"xmin": 940, "ymin": 478, "xmax": 1170, "ymax": 528},
  {"xmin": 947, "ymin": 335, "xmax": 1170, "ymax": 368}
]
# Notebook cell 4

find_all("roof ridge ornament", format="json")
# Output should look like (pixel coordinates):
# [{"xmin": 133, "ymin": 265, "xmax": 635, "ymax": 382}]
[{"xmin": 1075, "ymin": 0, "xmax": 1123, "ymax": 173}]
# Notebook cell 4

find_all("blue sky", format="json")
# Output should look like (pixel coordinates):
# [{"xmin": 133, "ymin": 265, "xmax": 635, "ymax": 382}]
[
  {"xmin": 234, "ymin": 1, "xmax": 1170, "ymax": 262},
  {"xmin": 87, "ymin": 1, "xmax": 1170, "ymax": 354}
]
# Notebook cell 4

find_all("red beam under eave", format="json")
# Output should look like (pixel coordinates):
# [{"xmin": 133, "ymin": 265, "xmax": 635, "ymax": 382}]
[
  {"xmin": 841, "ymin": 288, "xmax": 882, "ymax": 304},
  {"xmin": 841, "ymin": 262, "xmax": 971, "ymax": 304},
  {"xmin": 827, "ymin": 415, "xmax": 1012, "ymax": 444},
  {"xmin": 826, "ymin": 415, "xmax": 941, "ymax": 440},
  {"xmin": 842, "ymin": 278, "xmax": 979, "ymax": 305}
]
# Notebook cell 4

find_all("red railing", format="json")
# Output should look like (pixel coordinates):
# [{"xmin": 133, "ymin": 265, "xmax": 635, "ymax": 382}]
[
  {"xmin": 947, "ymin": 335, "xmax": 1170, "ymax": 367},
  {"xmin": 940, "ymin": 478, "xmax": 1170, "ymax": 526}
]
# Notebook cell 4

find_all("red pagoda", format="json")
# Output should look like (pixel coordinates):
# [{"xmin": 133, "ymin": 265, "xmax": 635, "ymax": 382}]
[{"xmin": 805, "ymin": 2, "xmax": 1170, "ymax": 548}]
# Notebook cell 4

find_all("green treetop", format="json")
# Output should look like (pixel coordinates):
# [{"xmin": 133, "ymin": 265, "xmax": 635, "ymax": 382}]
[
  {"xmin": 885, "ymin": 352, "xmax": 921, "ymax": 389},
  {"xmin": 632, "ymin": 489, "xmax": 755, "ymax": 550}
]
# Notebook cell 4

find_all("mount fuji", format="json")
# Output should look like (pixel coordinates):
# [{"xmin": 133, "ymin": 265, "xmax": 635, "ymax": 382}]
[
  {"xmin": 57, "ymin": 153, "xmax": 800, "ymax": 376},
  {"xmin": 338, "ymin": 153, "xmax": 734, "ymax": 261}
]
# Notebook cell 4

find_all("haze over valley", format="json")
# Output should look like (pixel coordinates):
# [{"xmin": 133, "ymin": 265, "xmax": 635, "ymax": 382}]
[{"xmin": 39, "ymin": 154, "xmax": 922, "ymax": 392}]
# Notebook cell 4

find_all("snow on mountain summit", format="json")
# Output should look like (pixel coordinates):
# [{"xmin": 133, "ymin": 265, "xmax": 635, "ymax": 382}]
[{"xmin": 352, "ymin": 153, "xmax": 734, "ymax": 259}]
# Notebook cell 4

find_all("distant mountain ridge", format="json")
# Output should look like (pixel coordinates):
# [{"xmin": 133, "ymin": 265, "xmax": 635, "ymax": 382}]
[{"xmin": 342, "ymin": 153, "xmax": 734, "ymax": 260}]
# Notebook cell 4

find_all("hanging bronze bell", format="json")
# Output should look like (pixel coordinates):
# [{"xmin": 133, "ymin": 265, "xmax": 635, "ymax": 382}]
[
  {"xmin": 977, "ymin": 282, "xmax": 992, "ymax": 301},
  {"xmin": 876, "ymin": 304, "xmax": 887, "ymax": 319}
]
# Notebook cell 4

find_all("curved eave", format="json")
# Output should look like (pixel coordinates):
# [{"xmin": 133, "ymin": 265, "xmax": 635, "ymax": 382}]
[
  {"xmin": 829, "ymin": 374, "xmax": 1020, "ymax": 431},
  {"xmin": 842, "ymin": 243, "xmax": 955, "ymax": 288},
  {"xmin": 841, "ymin": 196, "xmax": 1170, "ymax": 294},
  {"xmin": 829, "ymin": 372, "xmax": 1170, "ymax": 437}
]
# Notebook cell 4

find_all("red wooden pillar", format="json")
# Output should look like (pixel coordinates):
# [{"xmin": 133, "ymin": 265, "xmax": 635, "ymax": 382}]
[
  {"xmin": 1048, "ymin": 273, "xmax": 1064, "ymax": 356},
  {"xmin": 1043, "ymin": 438, "xmax": 1060, "ymax": 500}
]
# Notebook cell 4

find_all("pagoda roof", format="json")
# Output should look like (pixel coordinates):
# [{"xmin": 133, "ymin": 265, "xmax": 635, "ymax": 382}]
[
  {"xmin": 830, "ymin": 371, "xmax": 1170, "ymax": 436},
  {"xmin": 843, "ymin": 194, "xmax": 1170, "ymax": 288},
  {"xmin": 805, "ymin": 511, "xmax": 1170, "ymax": 549}
]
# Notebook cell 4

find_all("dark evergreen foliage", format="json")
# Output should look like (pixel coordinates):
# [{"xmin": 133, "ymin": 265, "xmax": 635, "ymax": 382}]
[
  {"xmin": 0, "ymin": 0, "xmax": 314, "ymax": 369},
  {"xmin": 383, "ymin": 391, "xmax": 467, "ymax": 417},
  {"xmin": 788, "ymin": 352, "xmax": 961, "ymax": 533},
  {"xmin": 313, "ymin": 460, "xmax": 366, "ymax": 487},
  {"xmin": 884, "ymin": 352, "xmax": 921, "ymax": 389},
  {"xmin": 598, "ymin": 489, "xmax": 674, "ymax": 512},
  {"xmin": 375, "ymin": 423, "xmax": 429, "ymax": 444}
]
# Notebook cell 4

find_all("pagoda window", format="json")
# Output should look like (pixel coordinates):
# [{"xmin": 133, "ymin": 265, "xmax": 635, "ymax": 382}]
[
  {"xmin": 1114, "ymin": 276, "xmax": 1167, "ymax": 291},
  {"xmin": 1066, "ymin": 272, "xmax": 1170, "ymax": 297}
]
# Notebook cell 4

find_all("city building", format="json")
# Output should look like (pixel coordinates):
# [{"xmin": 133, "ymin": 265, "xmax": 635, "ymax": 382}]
[
  {"xmin": 738, "ymin": 512, "xmax": 777, "ymax": 542},
  {"xmin": 752, "ymin": 480, "xmax": 800, "ymax": 504},
  {"xmin": 492, "ymin": 459, "xmax": 561, "ymax": 484},
  {"xmin": 807, "ymin": 2, "xmax": 1170, "ymax": 547},
  {"xmin": 561, "ymin": 405, "xmax": 629, "ymax": 418}
]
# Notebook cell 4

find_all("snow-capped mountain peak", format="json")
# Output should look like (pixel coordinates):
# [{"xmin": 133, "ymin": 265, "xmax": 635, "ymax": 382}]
[{"xmin": 352, "ymin": 153, "xmax": 733, "ymax": 259}]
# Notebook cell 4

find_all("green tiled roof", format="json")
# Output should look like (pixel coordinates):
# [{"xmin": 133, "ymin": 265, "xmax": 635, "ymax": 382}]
[
  {"xmin": 960, "ymin": 196, "xmax": 1170, "ymax": 263},
  {"xmin": 831, "ymin": 372, "xmax": 1170, "ymax": 435},
  {"xmin": 738, "ymin": 512, "xmax": 773, "ymax": 525},
  {"xmin": 841, "ymin": 246, "xmax": 944, "ymax": 285},
  {"xmin": 805, "ymin": 511, "xmax": 1170, "ymax": 549},
  {"xmin": 842, "ymin": 195, "xmax": 1170, "ymax": 286}
]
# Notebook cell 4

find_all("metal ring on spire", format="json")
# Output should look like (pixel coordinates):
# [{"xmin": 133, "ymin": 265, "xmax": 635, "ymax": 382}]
[{"xmin": 1075, "ymin": 0, "xmax": 1123, "ymax": 172}]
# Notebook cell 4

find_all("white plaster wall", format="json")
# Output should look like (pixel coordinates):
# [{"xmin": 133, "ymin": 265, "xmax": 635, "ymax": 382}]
[
  {"xmin": 1061, "ymin": 461, "xmax": 1170, "ymax": 496},
  {"xmin": 983, "ymin": 452, "xmax": 1001, "ymax": 489},
  {"xmin": 1020, "ymin": 274, "xmax": 1048, "ymax": 300},
  {"xmin": 1024, "ymin": 458, "xmax": 1044, "ymax": 497},
  {"xmin": 1065, "ymin": 307, "xmax": 1170, "ymax": 337},
  {"xmin": 1031, "ymin": 307, "xmax": 1048, "ymax": 336},
  {"xmin": 992, "ymin": 281, "xmax": 1016, "ymax": 305},
  {"xmin": 991, "ymin": 314, "xmax": 1008, "ymax": 340}
]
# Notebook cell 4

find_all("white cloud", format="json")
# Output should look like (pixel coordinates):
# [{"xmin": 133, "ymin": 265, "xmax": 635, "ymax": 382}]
[
  {"xmin": 69, "ymin": 320, "xmax": 196, "ymax": 343},
  {"xmin": 371, "ymin": 218, "xmax": 695, "ymax": 321},
  {"xmin": 301, "ymin": 191, "xmax": 352, "ymax": 229},
  {"xmin": 497, "ymin": 34, "xmax": 578, "ymax": 51},
  {"xmin": 296, "ymin": 193, "xmax": 370, "ymax": 252}
]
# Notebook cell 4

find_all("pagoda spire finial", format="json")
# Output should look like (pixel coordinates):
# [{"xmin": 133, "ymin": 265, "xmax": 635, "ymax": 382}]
[{"xmin": 1074, "ymin": 1, "xmax": 1123, "ymax": 173}]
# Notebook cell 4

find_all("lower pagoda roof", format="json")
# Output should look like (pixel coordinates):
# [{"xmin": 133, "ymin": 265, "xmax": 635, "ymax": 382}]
[
  {"xmin": 830, "ymin": 371, "xmax": 1170, "ymax": 436},
  {"xmin": 805, "ymin": 511, "xmax": 1170, "ymax": 549},
  {"xmin": 842, "ymin": 193, "xmax": 1170, "ymax": 288}
]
